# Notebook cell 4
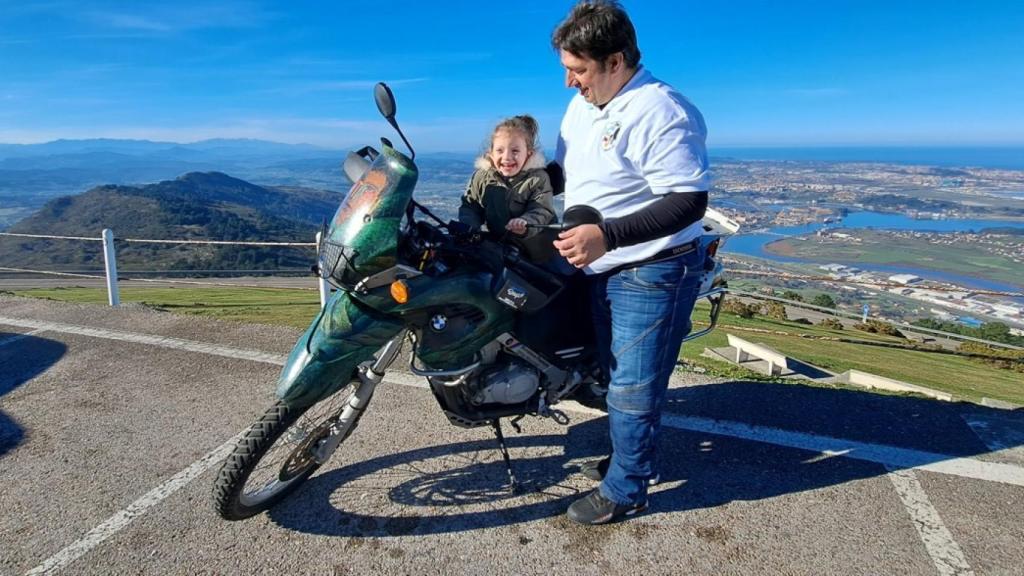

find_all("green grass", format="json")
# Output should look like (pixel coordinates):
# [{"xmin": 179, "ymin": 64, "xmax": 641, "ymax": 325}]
[
  {"xmin": 13, "ymin": 286, "xmax": 322, "ymax": 329},
  {"xmin": 684, "ymin": 304, "xmax": 1023, "ymax": 404},
  {"xmin": 12, "ymin": 286, "xmax": 1023, "ymax": 404},
  {"xmin": 767, "ymin": 230, "xmax": 1024, "ymax": 287}
]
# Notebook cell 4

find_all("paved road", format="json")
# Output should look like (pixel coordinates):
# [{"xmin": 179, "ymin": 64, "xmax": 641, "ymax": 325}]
[
  {"xmin": 0, "ymin": 276, "xmax": 320, "ymax": 290},
  {"xmin": 0, "ymin": 278, "xmax": 974, "ymax": 352},
  {"xmin": 2, "ymin": 295, "xmax": 1023, "ymax": 575}
]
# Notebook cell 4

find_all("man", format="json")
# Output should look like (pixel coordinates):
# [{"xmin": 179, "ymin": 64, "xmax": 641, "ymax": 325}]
[{"xmin": 551, "ymin": 0, "xmax": 710, "ymax": 525}]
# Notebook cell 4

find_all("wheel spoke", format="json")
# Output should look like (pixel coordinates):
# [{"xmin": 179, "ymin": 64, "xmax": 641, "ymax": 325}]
[{"xmin": 237, "ymin": 387, "xmax": 355, "ymax": 504}]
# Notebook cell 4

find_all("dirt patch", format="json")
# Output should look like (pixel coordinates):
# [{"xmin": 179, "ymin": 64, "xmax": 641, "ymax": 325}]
[
  {"xmin": 695, "ymin": 524, "xmax": 730, "ymax": 544},
  {"xmin": 551, "ymin": 514, "xmax": 618, "ymax": 561},
  {"xmin": 764, "ymin": 239, "xmax": 797, "ymax": 257}
]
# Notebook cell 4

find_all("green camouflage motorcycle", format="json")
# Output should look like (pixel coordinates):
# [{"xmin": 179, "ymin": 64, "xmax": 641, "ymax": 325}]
[{"xmin": 213, "ymin": 83, "xmax": 739, "ymax": 521}]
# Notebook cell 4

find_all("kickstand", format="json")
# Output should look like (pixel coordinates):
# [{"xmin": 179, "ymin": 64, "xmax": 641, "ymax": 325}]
[{"xmin": 491, "ymin": 419, "xmax": 519, "ymax": 494}]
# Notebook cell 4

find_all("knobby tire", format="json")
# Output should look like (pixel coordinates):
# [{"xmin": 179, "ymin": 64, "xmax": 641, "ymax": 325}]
[{"xmin": 212, "ymin": 400, "xmax": 320, "ymax": 521}]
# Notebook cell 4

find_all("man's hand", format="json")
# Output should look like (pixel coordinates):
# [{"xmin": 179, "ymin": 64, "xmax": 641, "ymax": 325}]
[
  {"xmin": 554, "ymin": 224, "xmax": 607, "ymax": 268},
  {"xmin": 505, "ymin": 218, "xmax": 528, "ymax": 236}
]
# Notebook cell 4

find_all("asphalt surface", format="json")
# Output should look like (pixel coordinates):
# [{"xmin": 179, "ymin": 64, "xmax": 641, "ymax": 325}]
[
  {"xmin": 2, "ymin": 294, "xmax": 1023, "ymax": 575},
  {"xmin": 0, "ymin": 276, "xmax": 319, "ymax": 290}
]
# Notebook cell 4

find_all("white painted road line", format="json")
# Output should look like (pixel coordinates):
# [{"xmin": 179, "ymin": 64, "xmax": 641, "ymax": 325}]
[
  {"xmin": 4, "ymin": 314, "xmax": 1021, "ymax": 574},
  {"xmin": 0, "ymin": 328, "xmax": 45, "ymax": 348},
  {"xmin": 962, "ymin": 414, "xmax": 1024, "ymax": 453},
  {"xmin": 887, "ymin": 466, "xmax": 975, "ymax": 576},
  {"xmin": 564, "ymin": 402, "xmax": 1024, "ymax": 488},
  {"xmin": 660, "ymin": 412, "xmax": 1024, "ymax": 488},
  {"xmin": 4, "ymin": 314, "xmax": 1023, "ymax": 493},
  {"xmin": 24, "ymin": 432, "xmax": 245, "ymax": 576},
  {"xmin": 6, "ymin": 314, "xmax": 1024, "ymax": 487},
  {"xmin": 0, "ymin": 316, "xmax": 285, "ymax": 366}
]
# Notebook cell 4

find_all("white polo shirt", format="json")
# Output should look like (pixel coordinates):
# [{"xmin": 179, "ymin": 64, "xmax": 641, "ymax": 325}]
[{"xmin": 556, "ymin": 67, "xmax": 709, "ymax": 274}]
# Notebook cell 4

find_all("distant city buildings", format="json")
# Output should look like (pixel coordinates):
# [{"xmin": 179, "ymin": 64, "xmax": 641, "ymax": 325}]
[{"xmin": 888, "ymin": 274, "xmax": 922, "ymax": 285}]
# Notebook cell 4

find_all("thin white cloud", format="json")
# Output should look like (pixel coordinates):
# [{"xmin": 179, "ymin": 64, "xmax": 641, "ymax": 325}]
[
  {"xmin": 0, "ymin": 116, "xmax": 381, "ymax": 147},
  {"xmin": 83, "ymin": 1, "xmax": 278, "ymax": 34},
  {"xmin": 0, "ymin": 114, "xmax": 497, "ymax": 151},
  {"xmin": 94, "ymin": 13, "xmax": 171, "ymax": 32},
  {"xmin": 784, "ymin": 87, "xmax": 849, "ymax": 98},
  {"xmin": 257, "ymin": 78, "xmax": 430, "ymax": 96}
]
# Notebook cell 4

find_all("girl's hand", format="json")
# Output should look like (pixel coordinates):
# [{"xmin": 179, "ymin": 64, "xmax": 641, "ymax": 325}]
[{"xmin": 506, "ymin": 218, "xmax": 528, "ymax": 235}]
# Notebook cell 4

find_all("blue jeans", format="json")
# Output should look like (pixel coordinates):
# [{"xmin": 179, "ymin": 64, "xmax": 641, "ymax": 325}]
[{"xmin": 588, "ymin": 249, "xmax": 705, "ymax": 506}]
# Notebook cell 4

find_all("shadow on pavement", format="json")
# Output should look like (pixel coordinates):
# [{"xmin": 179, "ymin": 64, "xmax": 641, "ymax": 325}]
[
  {"xmin": 267, "ymin": 380, "xmax": 1023, "ymax": 537},
  {"xmin": 0, "ymin": 331, "xmax": 67, "ymax": 457}
]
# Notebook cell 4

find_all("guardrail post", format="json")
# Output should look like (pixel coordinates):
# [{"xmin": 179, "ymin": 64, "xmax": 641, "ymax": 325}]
[
  {"xmin": 102, "ymin": 228, "xmax": 120, "ymax": 307},
  {"xmin": 315, "ymin": 231, "xmax": 329, "ymax": 309}
]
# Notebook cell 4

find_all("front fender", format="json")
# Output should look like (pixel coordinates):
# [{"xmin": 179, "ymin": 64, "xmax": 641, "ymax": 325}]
[{"xmin": 276, "ymin": 291, "xmax": 403, "ymax": 407}]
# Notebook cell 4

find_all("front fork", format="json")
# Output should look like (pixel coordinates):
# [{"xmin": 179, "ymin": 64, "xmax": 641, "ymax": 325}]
[{"xmin": 312, "ymin": 331, "xmax": 407, "ymax": 463}]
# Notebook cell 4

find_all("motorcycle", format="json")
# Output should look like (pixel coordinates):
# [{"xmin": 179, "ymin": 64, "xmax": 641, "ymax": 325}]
[{"xmin": 212, "ymin": 83, "xmax": 740, "ymax": 521}]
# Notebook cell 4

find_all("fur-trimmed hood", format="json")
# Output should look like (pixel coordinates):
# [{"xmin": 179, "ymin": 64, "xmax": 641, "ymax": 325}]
[{"xmin": 474, "ymin": 149, "xmax": 547, "ymax": 173}]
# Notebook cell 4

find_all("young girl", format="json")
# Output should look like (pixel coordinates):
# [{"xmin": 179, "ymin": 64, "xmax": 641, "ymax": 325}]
[{"xmin": 459, "ymin": 115, "xmax": 555, "ymax": 261}]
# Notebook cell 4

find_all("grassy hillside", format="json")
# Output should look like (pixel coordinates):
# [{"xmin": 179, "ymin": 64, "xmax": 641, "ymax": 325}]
[
  {"xmin": 0, "ymin": 172, "xmax": 334, "ymax": 273},
  {"xmin": 9, "ymin": 286, "xmax": 1023, "ymax": 405},
  {"xmin": 682, "ymin": 307, "xmax": 1023, "ymax": 404},
  {"xmin": 765, "ymin": 229, "xmax": 1024, "ymax": 287}
]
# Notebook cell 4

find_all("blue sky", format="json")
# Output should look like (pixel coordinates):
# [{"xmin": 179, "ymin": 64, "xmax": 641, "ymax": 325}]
[{"xmin": 1, "ymin": 0, "xmax": 1022, "ymax": 151}]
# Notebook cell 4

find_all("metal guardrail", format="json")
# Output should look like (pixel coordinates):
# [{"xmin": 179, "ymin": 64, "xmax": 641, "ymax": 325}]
[
  {"xmin": 0, "ymin": 230, "xmax": 329, "ymax": 307},
  {"xmin": 728, "ymin": 289, "xmax": 1024, "ymax": 351},
  {"xmin": 2, "ymin": 230, "xmax": 1021, "ymax": 352}
]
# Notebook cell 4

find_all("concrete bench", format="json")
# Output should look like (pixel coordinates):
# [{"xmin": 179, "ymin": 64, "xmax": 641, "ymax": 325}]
[
  {"xmin": 835, "ymin": 369, "xmax": 953, "ymax": 401},
  {"xmin": 727, "ymin": 333, "xmax": 789, "ymax": 375}
]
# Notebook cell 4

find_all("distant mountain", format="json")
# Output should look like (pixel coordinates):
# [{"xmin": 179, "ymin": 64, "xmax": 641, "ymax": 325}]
[
  {"xmin": 1, "ymin": 172, "xmax": 339, "ymax": 273},
  {"xmin": 0, "ymin": 138, "xmax": 178, "ymax": 158},
  {"xmin": 0, "ymin": 138, "xmax": 338, "ymax": 160},
  {"xmin": 0, "ymin": 138, "xmax": 357, "ymax": 230}
]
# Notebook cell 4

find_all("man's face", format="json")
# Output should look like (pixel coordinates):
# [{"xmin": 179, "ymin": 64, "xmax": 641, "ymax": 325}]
[{"xmin": 560, "ymin": 49, "xmax": 623, "ymax": 106}]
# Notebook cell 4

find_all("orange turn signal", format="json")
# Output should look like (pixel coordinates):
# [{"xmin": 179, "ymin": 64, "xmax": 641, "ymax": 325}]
[
  {"xmin": 706, "ymin": 238, "xmax": 720, "ymax": 258},
  {"xmin": 390, "ymin": 280, "xmax": 409, "ymax": 304}
]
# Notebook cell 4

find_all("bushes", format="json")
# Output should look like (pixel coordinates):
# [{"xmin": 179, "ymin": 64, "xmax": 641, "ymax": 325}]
[
  {"xmin": 760, "ymin": 301, "xmax": 788, "ymax": 320},
  {"xmin": 913, "ymin": 319, "xmax": 1024, "ymax": 347},
  {"xmin": 818, "ymin": 317, "xmax": 844, "ymax": 330},
  {"xmin": 781, "ymin": 290, "xmax": 804, "ymax": 302},
  {"xmin": 811, "ymin": 293, "xmax": 837, "ymax": 309},
  {"xmin": 958, "ymin": 342, "xmax": 1024, "ymax": 373},
  {"xmin": 723, "ymin": 299, "xmax": 757, "ymax": 319},
  {"xmin": 854, "ymin": 319, "xmax": 904, "ymax": 337},
  {"xmin": 723, "ymin": 299, "xmax": 789, "ymax": 321}
]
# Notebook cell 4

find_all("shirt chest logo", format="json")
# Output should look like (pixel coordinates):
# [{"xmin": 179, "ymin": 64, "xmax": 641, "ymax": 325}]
[{"xmin": 601, "ymin": 121, "xmax": 622, "ymax": 150}]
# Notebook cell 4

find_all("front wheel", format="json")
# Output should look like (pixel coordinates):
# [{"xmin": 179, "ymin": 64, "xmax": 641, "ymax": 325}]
[{"xmin": 212, "ymin": 383, "xmax": 359, "ymax": 520}]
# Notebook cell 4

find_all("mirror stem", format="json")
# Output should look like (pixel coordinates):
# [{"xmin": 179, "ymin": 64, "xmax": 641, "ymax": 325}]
[{"xmin": 389, "ymin": 119, "xmax": 415, "ymax": 161}]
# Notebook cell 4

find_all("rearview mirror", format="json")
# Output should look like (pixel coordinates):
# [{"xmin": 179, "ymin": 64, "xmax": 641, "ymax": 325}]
[
  {"xmin": 373, "ymin": 82, "xmax": 415, "ymax": 160},
  {"xmin": 374, "ymin": 83, "xmax": 396, "ymax": 120}
]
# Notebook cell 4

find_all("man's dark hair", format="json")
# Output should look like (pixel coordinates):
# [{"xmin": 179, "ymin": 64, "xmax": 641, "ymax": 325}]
[{"xmin": 551, "ymin": 0, "xmax": 641, "ymax": 69}]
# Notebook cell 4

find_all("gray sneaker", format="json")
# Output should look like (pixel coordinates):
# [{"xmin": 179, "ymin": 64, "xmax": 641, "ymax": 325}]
[
  {"xmin": 579, "ymin": 456, "xmax": 660, "ymax": 486},
  {"xmin": 567, "ymin": 489, "xmax": 648, "ymax": 525}
]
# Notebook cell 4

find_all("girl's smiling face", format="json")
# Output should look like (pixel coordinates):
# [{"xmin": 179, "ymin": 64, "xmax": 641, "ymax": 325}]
[{"xmin": 489, "ymin": 129, "xmax": 531, "ymax": 178}]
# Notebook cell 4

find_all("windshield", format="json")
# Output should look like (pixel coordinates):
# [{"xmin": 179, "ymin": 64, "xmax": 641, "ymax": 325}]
[{"xmin": 319, "ymin": 143, "xmax": 418, "ymax": 287}]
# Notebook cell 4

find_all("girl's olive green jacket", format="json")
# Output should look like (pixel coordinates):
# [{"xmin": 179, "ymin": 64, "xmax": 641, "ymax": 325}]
[{"xmin": 458, "ymin": 151, "xmax": 556, "ymax": 260}]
